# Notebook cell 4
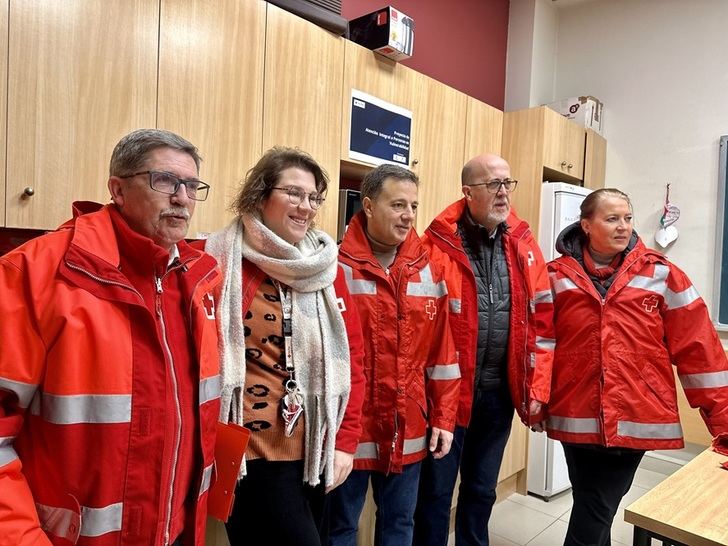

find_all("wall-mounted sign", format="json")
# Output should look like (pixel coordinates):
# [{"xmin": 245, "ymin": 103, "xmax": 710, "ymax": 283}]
[{"xmin": 348, "ymin": 89, "xmax": 412, "ymax": 167}]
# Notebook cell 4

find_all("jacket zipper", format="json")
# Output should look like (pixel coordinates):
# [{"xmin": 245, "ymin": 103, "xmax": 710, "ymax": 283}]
[
  {"xmin": 65, "ymin": 261, "xmax": 143, "ymax": 301},
  {"xmin": 155, "ymin": 273, "xmax": 184, "ymax": 546}
]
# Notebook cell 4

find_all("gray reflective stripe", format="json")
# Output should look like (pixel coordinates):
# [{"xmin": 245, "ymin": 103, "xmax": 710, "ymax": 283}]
[
  {"xmin": 199, "ymin": 463, "xmax": 214, "ymax": 496},
  {"xmin": 536, "ymin": 336, "xmax": 556, "ymax": 351},
  {"xmin": 36, "ymin": 501, "xmax": 123, "ymax": 538},
  {"xmin": 340, "ymin": 263, "xmax": 377, "ymax": 295},
  {"xmin": 0, "ymin": 376, "xmax": 37, "ymax": 409},
  {"xmin": 534, "ymin": 289, "xmax": 554, "ymax": 304},
  {"xmin": 426, "ymin": 363, "xmax": 461, "ymax": 380},
  {"xmin": 680, "ymin": 370, "xmax": 728, "ymax": 389},
  {"xmin": 0, "ymin": 437, "xmax": 18, "ymax": 466},
  {"xmin": 550, "ymin": 275, "xmax": 577, "ymax": 294},
  {"xmin": 407, "ymin": 264, "xmax": 448, "ymax": 298},
  {"xmin": 548, "ymin": 415, "xmax": 600, "ymax": 434},
  {"xmin": 199, "ymin": 375, "xmax": 221, "ymax": 405},
  {"xmin": 36, "ymin": 503, "xmax": 78, "ymax": 542},
  {"xmin": 403, "ymin": 435, "xmax": 427, "ymax": 455},
  {"xmin": 666, "ymin": 286, "xmax": 700, "ymax": 310},
  {"xmin": 530, "ymin": 352, "xmax": 536, "ymax": 369},
  {"xmin": 39, "ymin": 393, "xmax": 132, "ymax": 424},
  {"xmin": 449, "ymin": 298, "xmax": 462, "ymax": 314},
  {"xmin": 626, "ymin": 264, "xmax": 700, "ymax": 310},
  {"xmin": 354, "ymin": 441, "xmax": 379, "ymax": 459},
  {"xmin": 617, "ymin": 420, "xmax": 682, "ymax": 439}
]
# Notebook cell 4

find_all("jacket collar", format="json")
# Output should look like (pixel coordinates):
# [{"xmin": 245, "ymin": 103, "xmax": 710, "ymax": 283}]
[
  {"xmin": 427, "ymin": 198, "xmax": 529, "ymax": 245},
  {"xmin": 339, "ymin": 210, "xmax": 426, "ymax": 267}
]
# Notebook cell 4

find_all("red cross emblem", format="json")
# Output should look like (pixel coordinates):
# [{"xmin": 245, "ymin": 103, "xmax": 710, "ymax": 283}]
[
  {"xmin": 642, "ymin": 295, "xmax": 659, "ymax": 313},
  {"xmin": 202, "ymin": 293, "xmax": 215, "ymax": 320},
  {"xmin": 425, "ymin": 299, "xmax": 437, "ymax": 320}
]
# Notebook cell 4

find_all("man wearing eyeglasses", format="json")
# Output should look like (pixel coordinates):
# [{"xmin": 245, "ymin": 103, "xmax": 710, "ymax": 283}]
[
  {"xmin": 0, "ymin": 129, "xmax": 221, "ymax": 546},
  {"xmin": 413, "ymin": 153, "xmax": 554, "ymax": 546}
]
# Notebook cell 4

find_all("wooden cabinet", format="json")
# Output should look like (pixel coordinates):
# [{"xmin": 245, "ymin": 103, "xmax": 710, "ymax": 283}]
[
  {"xmin": 158, "ymin": 0, "xmax": 265, "ymax": 237},
  {"xmin": 6, "ymin": 0, "xmax": 158, "ymax": 229},
  {"xmin": 408, "ymin": 71, "xmax": 467, "ymax": 234},
  {"xmin": 340, "ymin": 40, "xmax": 469, "ymax": 235},
  {"xmin": 502, "ymin": 106, "xmax": 607, "ymax": 235},
  {"xmin": 264, "ymin": 3, "xmax": 344, "ymax": 238},
  {"xmin": 0, "ymin": 0, "xmax": 7, "ymax": 225},
  {"xmin": 464, "ymin": 97, "xmax": 503, "ymax": 162},
  {"xmin": 542, "ymin": 107, "xmax": 585, "ymax": 181},
  {"xmin": 584, "ymin": 128, "xmax": 607, "ymax": 190}
]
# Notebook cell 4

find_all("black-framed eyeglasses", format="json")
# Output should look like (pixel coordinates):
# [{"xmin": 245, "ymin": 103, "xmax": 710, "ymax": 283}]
[
  {"xmin": 119, "ymin": 170, "xmax": 210, "ymax": 201},
  {"xmin": 271, "ymin": 186, "xmax": 325, "ymax": 210},
  {"xmin": 468, "ymin": 178, "xmax": 518, "ymax": 193}
]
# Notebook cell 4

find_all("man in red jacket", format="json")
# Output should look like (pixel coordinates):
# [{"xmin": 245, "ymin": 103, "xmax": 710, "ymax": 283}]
[
  {"xmin": 0, "ymin": 129, "xmax": 221, "ymax": 546},
  {"xmin": 329, "ymin": 164, "xmax": 460, "ymax": 546},
  {"xmin": 413, "ymin": 153, "xmax": 554, "ymax": 546}
]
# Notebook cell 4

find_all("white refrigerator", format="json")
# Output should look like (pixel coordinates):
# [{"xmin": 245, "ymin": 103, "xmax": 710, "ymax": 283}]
[{"xmin": 527, "ymin": 182, "xmax": 592, "ymax": 500}]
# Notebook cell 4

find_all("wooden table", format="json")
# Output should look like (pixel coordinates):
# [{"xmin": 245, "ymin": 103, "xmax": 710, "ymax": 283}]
[{"xmin": 624, "ymin": 448, "xmax": 728, "ymax": 546}]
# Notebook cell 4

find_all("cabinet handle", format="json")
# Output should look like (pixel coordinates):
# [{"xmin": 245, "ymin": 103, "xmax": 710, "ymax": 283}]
[
  {"xmin": 567, "ymin": 163, "xmax": 573, "ymax": 169},
  {"xmin": 561, "ymin": 161, "xmax": 567, "ymax": 168},
  {"xmin": 23, "ymin": 186, "xmax": 35, "ymax": 197},
  {"xmin": 412, "ymin": 159, "xmax": 419, "ymax": 166}
]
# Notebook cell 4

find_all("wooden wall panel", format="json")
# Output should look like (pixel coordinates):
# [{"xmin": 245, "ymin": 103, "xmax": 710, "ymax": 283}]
[
  {"xmin": 158, "ymin": 0, "xmax": 265, "ymax": 237},
  {"xmin": 263, "ymin": 4, "xmax": 344, "ymax": 238},
  {"xmin": 6, "ymin": 0, "xmax": 158, "ymax": 229},
  {"xmin": 0, "ymin": 0, "xmax": 7, "ymax": 225}
]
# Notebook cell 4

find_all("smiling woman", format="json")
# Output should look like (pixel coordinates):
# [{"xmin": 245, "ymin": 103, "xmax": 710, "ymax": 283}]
[
  {"xmin": 202, "ymin": 147, "xmax": 366, "ymax": 546},
  {"xmin": 545, "ymin": 187, "xmax": 728, "ymax": 546}
]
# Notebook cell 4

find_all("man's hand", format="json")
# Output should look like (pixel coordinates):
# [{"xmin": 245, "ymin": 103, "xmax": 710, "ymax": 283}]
[
  {"xmin": 429, "ymin": 428, "xmax": 454, "ymax": 459},
  {"xmin": 326, "ymin": 450, "xmax": 354, "ymax": 493},
  {"xmin": 529, "ymin": 400, "xmax": 545, "ymax": 432}
]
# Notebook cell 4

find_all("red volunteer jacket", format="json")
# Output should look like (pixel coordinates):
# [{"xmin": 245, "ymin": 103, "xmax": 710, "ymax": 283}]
[
  {"xmin": 237, "ymin": 260, "xmax": 366, "ymax": 454},
  {"xmin": 423, "ymin": 199, "xmax": 554, "ymax": 427},
  {"xmin": 0, "ymin": 203, "xmax": 221, "ymax": 546},
  {"xmin": 339, "ymin": 212, "xmax": 460, "ymax": 474},
  {"xmin": 547, "ymin": 238, "xmax": 728, "ymax": 449}
]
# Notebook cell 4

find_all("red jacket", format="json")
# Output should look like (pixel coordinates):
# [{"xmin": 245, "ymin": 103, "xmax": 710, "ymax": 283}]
[
  {"xmin": 0, "ymin": 204, "xmax": 221, "ymax": 546},
  {"xmin": 423, "ymin": 199, "xmax": 554, "ymax": 427},
  {"xmin": 339, "ymin": 212, "xmax": 460, "ymax": 473},
  {"xmin": 238, "ymin": 260, "xmax": 366, "ymax": 454},
  {"xmin": 547, "ymin": 237, "xmax": 728, "ymax": 449}
]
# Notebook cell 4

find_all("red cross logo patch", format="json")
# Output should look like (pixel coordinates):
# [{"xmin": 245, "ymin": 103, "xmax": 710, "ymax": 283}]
[
  {"xmin": 642, "ymin": 295, "xmax": 659, "ymax": 313},
  {"xmin": 202, "ymin": 293, "xmax": 215, "ymax": 320},
  {"xmin": 425, "ymin": 299, "xmax": 437, "ymax": 320}
]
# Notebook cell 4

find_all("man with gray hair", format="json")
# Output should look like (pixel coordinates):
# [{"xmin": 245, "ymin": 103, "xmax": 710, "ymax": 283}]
[
  {"xmin": 413, "ymin": 153, "xmax": 554, "ymax": 546},
  {"xmin": 329, "ymin": 164, "xmax": 460, "ymax": 546},
  {"xmin": 0, "ymin": 129, "xmax": 221, "ymax": 545}
]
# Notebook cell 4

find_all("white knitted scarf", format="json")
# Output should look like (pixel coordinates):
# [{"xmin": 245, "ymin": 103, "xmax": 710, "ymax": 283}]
[{"xmin": 204, "ymin": 214, "xmax": 351, "ymax": 487}]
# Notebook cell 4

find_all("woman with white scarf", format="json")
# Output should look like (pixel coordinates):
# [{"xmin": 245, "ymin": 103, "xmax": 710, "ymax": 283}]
[{"xmin": 205, "ymin": 147, "xmax": 365, "ymax": 546}]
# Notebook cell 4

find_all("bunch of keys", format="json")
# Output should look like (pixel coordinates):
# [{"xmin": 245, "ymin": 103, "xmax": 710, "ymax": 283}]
[{"xmin": 280, "ymin": 379, "xmax": 304, "ymax": 437}]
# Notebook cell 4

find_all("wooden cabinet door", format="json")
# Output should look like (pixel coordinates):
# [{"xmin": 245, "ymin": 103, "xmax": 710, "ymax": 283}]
[
  {"xmin": 542, "ymin": 107, "xmax": 585, "ymax": 181},
  {"xmin": 263, "ymin": 4, "xmax": 344, "ymax": 238},
  {"xmin": 0, "ymin": 0, "xmax": 7, "ymax": 226},
  {"xmin": 6, "ymin": 0, "xmax": 158, "ymax": 229},
  {"xmin": 464, "ymin": 97, "xmax": 503, "ymax": 162},
  {"xmin": 158, "ymin": 0, "xmax": 265, "ymax": 237},
  {"xmin": 408, "ymin": 71, "xmax": 467, "ymax": 234},
  {"xmin": 340, "ymin": 40, "xmax": 410, "ymax": 176},
  {"xmin": 584, "ymin": 128, "xmax": 607, "ymax": 190}
]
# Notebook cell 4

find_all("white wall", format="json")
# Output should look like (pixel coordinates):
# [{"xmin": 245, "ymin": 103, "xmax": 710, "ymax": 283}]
[{"xmin": 550, "ymin": 0, "xmax": 728, "ymax": 313}]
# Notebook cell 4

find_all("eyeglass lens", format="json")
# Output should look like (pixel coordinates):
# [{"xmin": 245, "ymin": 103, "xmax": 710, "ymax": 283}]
[{"xmin": 151, "ymin": 172, "xmax": 209, "ymax": 201}]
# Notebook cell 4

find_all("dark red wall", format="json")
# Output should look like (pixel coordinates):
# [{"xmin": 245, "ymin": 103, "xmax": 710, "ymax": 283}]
[{"xmin": 341, "ymin": 0, "xmax": 510, "ymax": 109}]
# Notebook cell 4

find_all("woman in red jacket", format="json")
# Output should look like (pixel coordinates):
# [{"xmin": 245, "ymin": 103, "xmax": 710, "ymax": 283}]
[
  {"xmin": 204, "ymin": 147, "xmax": 366, "ymax": 546},
  {"xmin": 547, "ymin": 188, "xmax": 728, "ymax": 546}
]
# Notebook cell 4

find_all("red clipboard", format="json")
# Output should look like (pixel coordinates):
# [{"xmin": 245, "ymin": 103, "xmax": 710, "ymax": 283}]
[{"xmin": 207, "ymin": 421, "xmax": 250, "ymax": 521}]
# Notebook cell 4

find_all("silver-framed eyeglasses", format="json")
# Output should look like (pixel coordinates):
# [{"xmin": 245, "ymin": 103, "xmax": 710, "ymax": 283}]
[
  {"xmin": 119, "ymin": 170, "xmax": 210, "ymax": 201},
  {"xmin": 469, "ymin": 178, "xmax": 518, "ymax": 193},
  {"xmin": 272, "ymin": 186, "xmax": 325, "ymax": 210}
]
